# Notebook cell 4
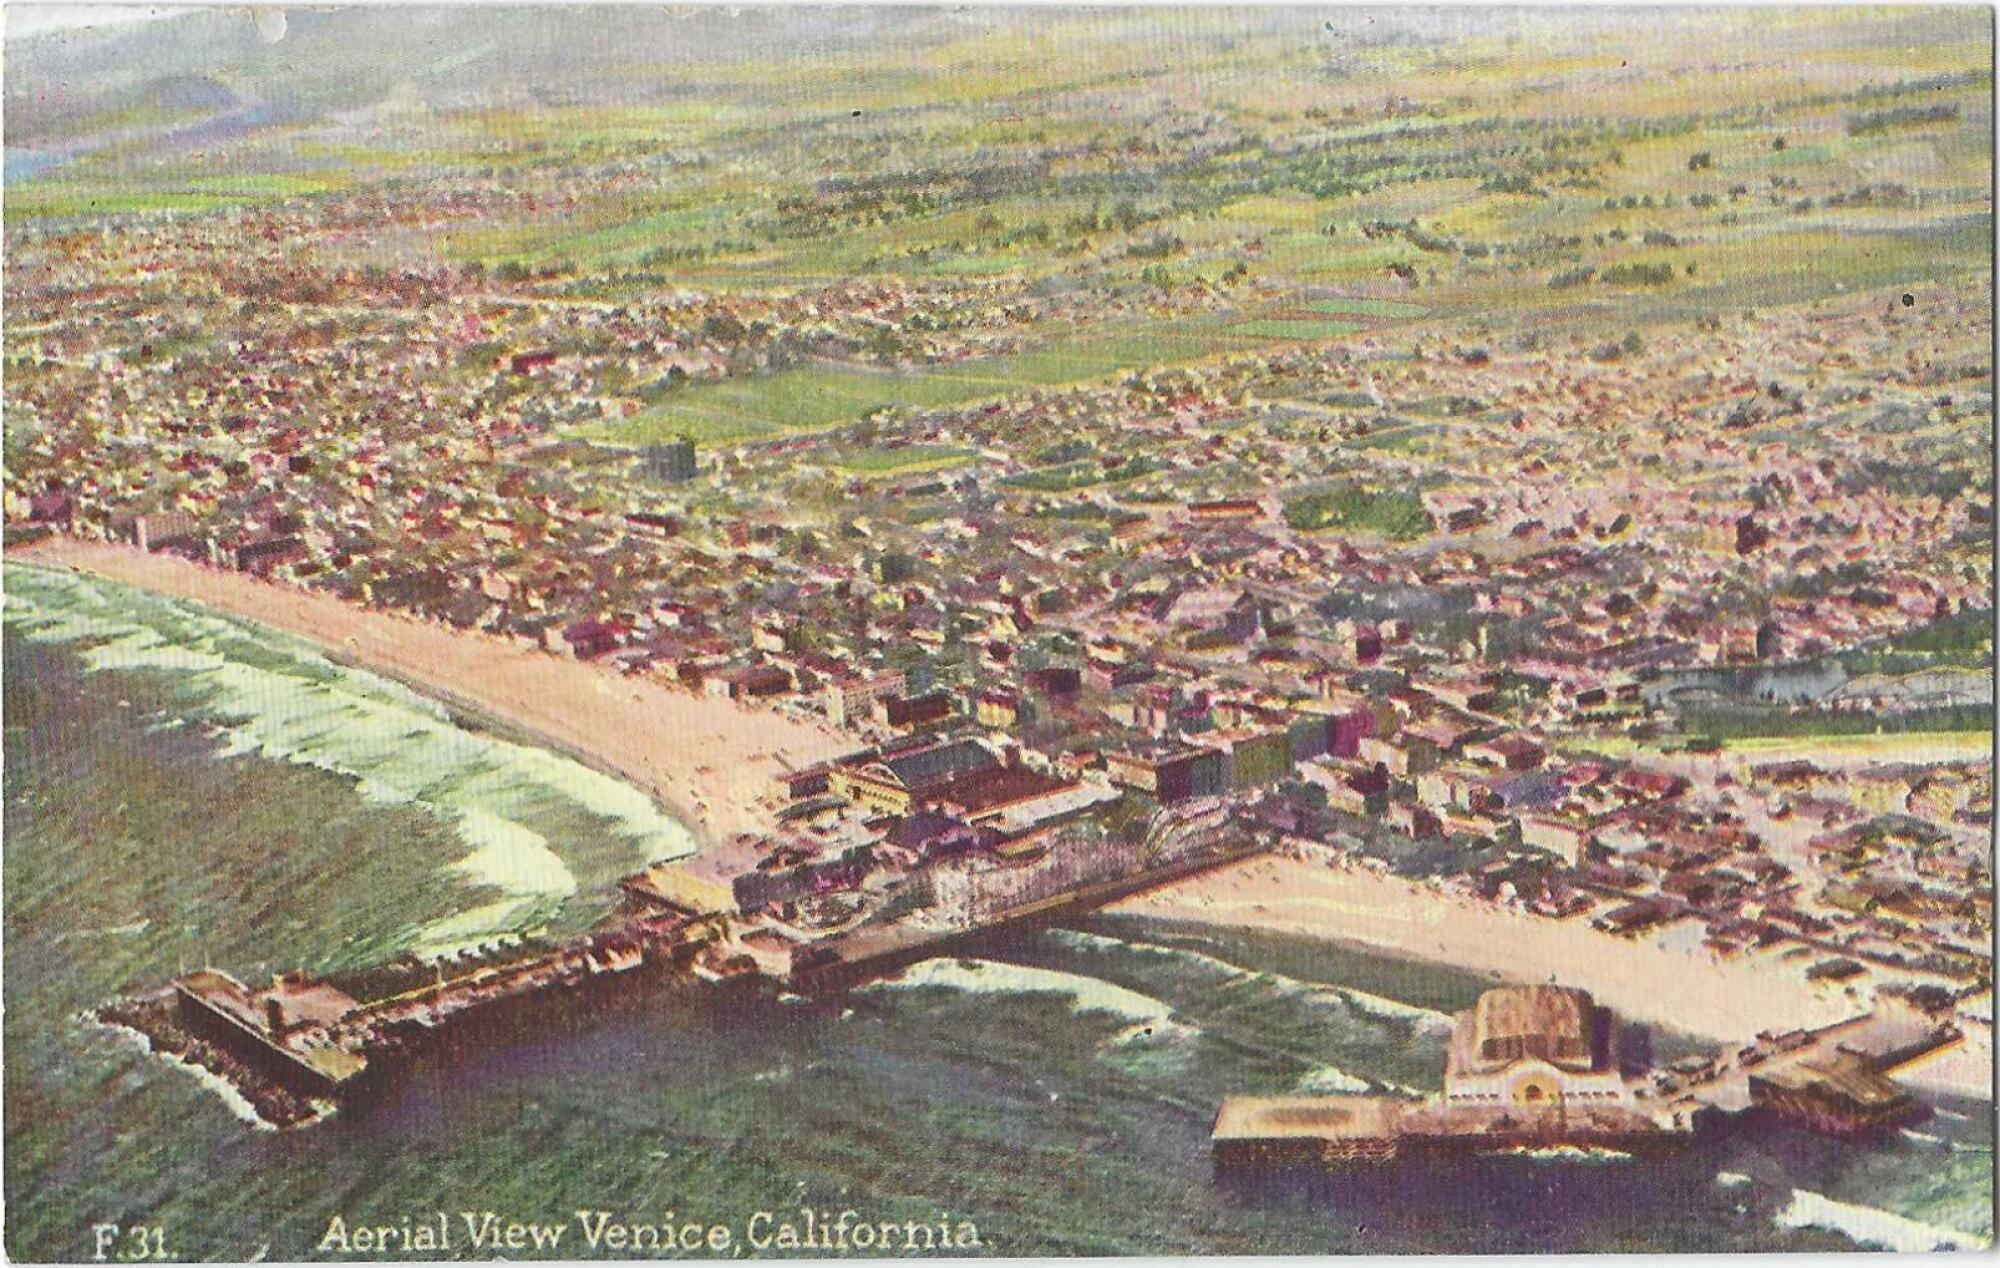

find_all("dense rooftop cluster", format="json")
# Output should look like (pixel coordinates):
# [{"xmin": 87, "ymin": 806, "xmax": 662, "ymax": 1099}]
[{"xmin": 4, "ymin": 1, "xmax": 1990, "ymax": 1039}]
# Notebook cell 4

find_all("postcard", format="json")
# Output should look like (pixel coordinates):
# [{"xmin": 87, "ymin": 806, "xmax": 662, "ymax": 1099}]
[{"xmin": 2, "ymin": 3, "xmax": 1992, "ymax": 1260}]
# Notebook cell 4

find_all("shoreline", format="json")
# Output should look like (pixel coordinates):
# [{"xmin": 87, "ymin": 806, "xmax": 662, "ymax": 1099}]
[
  {"xmin": 7, "ymin": 538, "xmax": 852, "ymax": 850},
  {"xmin": 12, "ymin": 540, "xmax": 1988, "ymax": 1107},
  {"xmin": 1115, "ymin": 854, "xmax": 1993, "ymax": 1103}
]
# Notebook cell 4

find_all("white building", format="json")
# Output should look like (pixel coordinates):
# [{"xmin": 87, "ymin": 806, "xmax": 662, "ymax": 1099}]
[{"xmin": 824, "ymin": 670, "xmax": 907, "ymax": 727}]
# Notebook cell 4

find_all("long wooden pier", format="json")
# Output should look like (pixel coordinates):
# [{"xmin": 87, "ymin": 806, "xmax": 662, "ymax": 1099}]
[
  {"xmin": 111, "ymin": 838, "xmax": 1269, "ymax": 1126},
  {"xmin": 789, "ymin": 842, "xmax": 1265, "ymax": 993},
  {"xmin": 1643, "ymin": 1005, "xmax": 1958, "ymax": 1134}
]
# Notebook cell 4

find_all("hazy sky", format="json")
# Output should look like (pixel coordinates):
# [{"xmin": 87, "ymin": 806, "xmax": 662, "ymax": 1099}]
[{"xmin": 5, "ymin": 4, "xmax": 190, "ymax": 38}]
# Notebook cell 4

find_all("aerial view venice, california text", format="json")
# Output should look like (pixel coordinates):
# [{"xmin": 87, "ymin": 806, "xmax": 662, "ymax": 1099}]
[{"xmin": 0, "ymin": 3, "xmax": 1993, "ymax": 1260}]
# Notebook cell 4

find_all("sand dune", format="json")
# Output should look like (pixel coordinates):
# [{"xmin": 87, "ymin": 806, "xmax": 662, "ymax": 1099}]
[{"xmin": 12, "ymin": 538, "xmax": 852, "ymax": 846}]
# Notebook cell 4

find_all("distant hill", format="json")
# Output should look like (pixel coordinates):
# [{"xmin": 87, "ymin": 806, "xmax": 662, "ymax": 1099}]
[
  {"xmin": 3, "ymin": 5, "xmax": 1481, "ymax": 152},
  {"xmin": 5, "ymin": 6, "xmax": 984, "ymax": 144}
]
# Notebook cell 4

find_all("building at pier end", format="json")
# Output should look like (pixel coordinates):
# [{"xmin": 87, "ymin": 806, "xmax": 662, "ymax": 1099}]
[{"xmin": 1441, "ymin": 985, "xmax": 1635, "ymax": 1110}]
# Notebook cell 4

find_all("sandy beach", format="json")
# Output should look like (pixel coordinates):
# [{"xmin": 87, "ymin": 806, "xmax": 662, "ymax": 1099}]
[
  {"xmin": 10, "ymin": 537, "xmax": 852, "ymax": 846},
  {"xmin": 1119, "ymin": 853, "xmax": 1909, "ymax": 1049},
  {"xmin": 13, "ymin": 539, "xmax": 1990, "ymax": 1105}
]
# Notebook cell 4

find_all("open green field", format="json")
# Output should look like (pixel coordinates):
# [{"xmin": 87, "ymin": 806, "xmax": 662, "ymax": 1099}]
[
  {"xmin": 826, "ymin": 444, "xmax": 975, "ymax": 475},
  {"xmin": 6, "ymin": 188, "xmax": 245, "ymax": 220},
  {"xmin": 454, "ymin": 201, "xmax": 747, "ymax": 270},
  {"xmin": 583, "ymin": 318, "xmax": 1275, "ymax": 446},
  {"xmin": 1302, "ymin": 298, "xmax": 1430, "ymax": 319},
  {"xmin": 5, "ymin": 172, "xmax": 340, "ymax": 221},
  {"xmin": 1283, "ymin": 485, "xmax": 1431, "ymax": 539},
  {"xmin": 1718, "ymin": 731, "xmax": 1994, "ymax": 759},
  {"xmin": 1002, "ymin": 455, "xmax": 1160, "ymax": 492},
  {"xmin": 1572, "ymin": 730, "xmax": 1993, "ymax": 762},
  {"xmin": 1234, "ymin": 318, "xmax": 1367, "ymax": 340}
]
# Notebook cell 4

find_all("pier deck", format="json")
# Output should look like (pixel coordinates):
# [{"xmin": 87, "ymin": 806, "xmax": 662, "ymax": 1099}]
[
  {"xmin": 1211, "ymin": 1093, "xmax": 1692, "ymax": 1169},
  {"xmin": 118, "ymin": 839, "xmax": 1272, "ymax": 1125},
  {"xmin": 1649, "ymin": 1007, "xmax": 1956, "ymax": 1132},
  {"xmin": 1212, "ymin": 1096, "xmax": 1408, "ymax": 1166},
  {"xmin": 788, "ymin": 841, "xmax": 1266, "ymax": 993}
]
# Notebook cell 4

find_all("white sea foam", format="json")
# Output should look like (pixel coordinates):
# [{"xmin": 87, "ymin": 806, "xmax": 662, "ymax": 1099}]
[
  {"xmin": 6, "ymin": 566, "xmax": 698, "ymax": 953},
  {"xmin": 166, "ymin": 1052, "xmax": 281, "ymax": 1132},
  {"xmin": 93, "ymin": 1016, "xmax": 278, "ymax": 1131},
  {"xmin": 408, "ymin": 898, "xmax": 544, "ymax": 962},
  {"xmin": 1715, "ymin": 1171, "xmax": 1753, "ymax": 1188},
  {"xmin": 1051, "ymin": 927, "xmax": 1454, "ymax": 1036},
  {"xmin": 1902, "ymin": 1128, "xmax": 1947, "ymax": 1147},
  {"xmin": 873, "ymin": 957, "xmax": 1186, "ymax": 1038},
  {"xmin": 1048, "ymin": 927, "xmax": 1266, "ymax": 986},
  {"xmin": 1332, "ymin": 986, "xmax": 1456, "ymax": 1036},
  {"xmin": 449, "ymin": 809, "xmax": 576, "ymax": 898},
  {"xmin": 1295, "ymin": 1064, "xmax": 1373, "ymax": 1094},
  {"xmin": 1106, "ymin": 1019, "xmax": 1200, "ymax": 1047},
  {"xmin": 54, "ymin": 918, "xmax": 152, "ymax": 943},
  {"xmin": 1048, "ymin": 928, "xmax": 1135, "ymax": 955},
  {"xmin": 1503, "ymin": 1145, "xmax": 1633, "ymax": 1163},
  {"xmin": 1775, "ymin": 1189, "xmax": 1989, "ymax": 1252}
]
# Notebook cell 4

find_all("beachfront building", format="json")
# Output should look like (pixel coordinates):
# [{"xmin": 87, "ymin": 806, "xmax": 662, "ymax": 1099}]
[
  {"xmin": 1212, "ymin": 983, "xmax": 1686, "ymax": 1169},
  {"xmin": 1105, "ymin": 741, "xmax": 1227, "ymax": 804},
  {"xmin": 117, "ymin": 509, "xmax": 201, "ymax": 554},
  {"xmin": 625, "ymin": 837, "xmax": 768, "ymax": 914},
  {"xmin": 823, "ymin": 670, "xmax": 907, "ymax": 727},
  {"xmin": 1440, "ymin": 985, "xmax": 1634, "ymax": 1109},
  {"xmin": 826, "ymin": 735, "xmax": 998, "ymax": 816},
  {"xmin": 1208, "ymin": 726, "xmax": 1295, "ymax": 792}
]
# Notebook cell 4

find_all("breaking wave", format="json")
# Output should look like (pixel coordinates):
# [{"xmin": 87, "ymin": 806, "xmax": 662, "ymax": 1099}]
[
  {"xmin": 871, "ymin": 957, "xmax": 1194, "ymax": 1043},
  {"xmin": 1332, "ymin": 985, "xmax": 1456, "ymax": 1036},
  {"xmin": 4, "ymin": 564, "xmax": 696, "ymax": 954},
  {"xmin": 408, "ymin": 899, "xmax": 549, "ymax": 963},
  {"xmin": 1049, "ymin": 927, "xmax": 1456, "ymax": 1036},
  {"xmin": 1775, "ymin": 1189, "xmax": 1989, "ymax": 1252},
  {"xmin": 1502, "ymin": 1145, "xmax": 1633, "ymax": 1163},
  {"xmin": 1295, "ymin": 1064, "xmax": 1374, "ymax": 1094},
  {"xmin": 92, "ymin": 1015, "xmax": 284, "ymax": 1131},
  {"xmin": 450, "ymin": 808, "xmax": 578, "ymax": 899}
]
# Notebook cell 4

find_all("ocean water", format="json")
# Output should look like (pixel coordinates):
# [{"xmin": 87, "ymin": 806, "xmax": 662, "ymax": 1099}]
[
  {"xmin": 3, "ymin": 565, "xmax": 1992, "ymax": 1260},
  {"xmin": 4, "ymin": 564, "xmax": 697, "ymax": 963}
]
